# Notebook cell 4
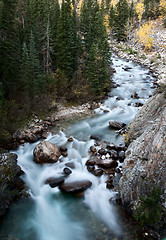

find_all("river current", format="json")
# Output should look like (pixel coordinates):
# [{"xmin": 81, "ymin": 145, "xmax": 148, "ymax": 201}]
[{"xmin": 0, "ymin": 55, "xmax": 156, "ymax": 240}]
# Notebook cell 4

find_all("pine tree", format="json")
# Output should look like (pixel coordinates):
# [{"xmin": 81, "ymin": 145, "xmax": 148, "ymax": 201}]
[
  {"xmin": 80, "ymin": 0, "xmax": 111, "ymax": 95},
  {"xmin": 129, "ymin": 0, "xmax": 136, "ymax": 26},
  {"xmin": 109, "ymin": 4, "xmax": 115, "ymax": 28},
  {"xmin": 143, "ymin": 0, "xmax": 160, "ymax": 20},
  {"xmin": 0, "ymin": 0, "xmax": 20, "ymax": 97},
  {"xmin": 56, "ymin": 0, "xmax": 78, "ymax": 79},
  {"xmin": 113, "ymin": 0, "xmax": 129, "ymax": 41}
]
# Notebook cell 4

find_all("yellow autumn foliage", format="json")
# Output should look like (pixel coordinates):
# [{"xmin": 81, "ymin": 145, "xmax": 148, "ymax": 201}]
[
  {"xmin": 160, "ymin": 0, "xmax": 166, "ymax": 17},
  {"xmin": 104, "ymin": 13, "xmax": 110, "ymax": 32},
  {"xmin": 136, "ymin": 0, "xmax": 144, "ymax": 22},
  {"xmin": 110, "ymin": 0, "xmax": 117, "ymax": 8},
  {"xmin": 136, "ymin": 22, "xmax": 154, "ymax": 51}
]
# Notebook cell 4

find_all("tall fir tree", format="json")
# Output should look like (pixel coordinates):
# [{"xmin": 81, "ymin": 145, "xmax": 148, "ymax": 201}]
[
  {"xmin": 80, "ymin": 0, "xmax": 111, "ymax": 95},
  {"xmin": 113, "ymin": 0, "xmax": 129, "ymax": 41},
  {"xmin": 56, "ymin": 0, "xmax": 78, "ymax": 79},
  {"xmin": 0, "ymin": 0, "xmax": 21, "ymax": 98}
]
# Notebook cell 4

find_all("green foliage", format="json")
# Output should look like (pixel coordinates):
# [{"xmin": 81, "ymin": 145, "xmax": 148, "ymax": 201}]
[
  {"xmin": 56, "ymin": 0, "xmax": 78, "ymax": 79},
  {"xmin": 113, "ymin": 0, "xmax": 129, "ymax": 41},
  {"xmin": 133, "ymin": 187, "xmax": 162, "ymax": 226},
  {"xmin": 143, "ymin": 0, "xmax": 160, "ymax": 20},
  {"xmin": 80, "ymin": 0, "xmax": 111, "ymax": 95},
  {"xmin": 109, "ymin": 5, "xmax": 115, "ymax": 28},
  {"xmin": 128, "ymin": 0, "xmax": 137, "ymax": 25}
]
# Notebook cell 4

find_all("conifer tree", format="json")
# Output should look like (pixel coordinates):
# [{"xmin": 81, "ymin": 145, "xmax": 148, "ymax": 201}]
[
  {"xmin": 80, "ymin": 0, "xmax": 111, "ymax": 95},
  {"xmin": 144, "ymin": 0, "xmax": 160, "ymax": 20},
  {"xmin": 113, "ymin": 0, "xmax": 129, "ymax": 41},
  {"xmin": 56, "ymin": 0, "xmax": 78, "ymax": 79},
  {"xmin": 0, "ymin": 0, "xmax": 20, "ymax": 97},
  {"xmin": 109, "ymin": 4, "xmax": 115, "ymax": 28}
]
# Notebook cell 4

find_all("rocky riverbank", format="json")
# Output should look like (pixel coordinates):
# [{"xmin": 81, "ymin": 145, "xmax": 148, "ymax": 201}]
[
  {"xmin": 109, "ymin": 19, "xmax": 166, "ymax": 87},
  {"xmin": 112, "ymin": 21, "xmax": 166, "ymax": 238}
]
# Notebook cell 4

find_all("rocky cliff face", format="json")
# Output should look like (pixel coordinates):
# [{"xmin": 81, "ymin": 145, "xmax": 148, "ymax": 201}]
[
  {"xmin": 119, "ymin": 92, "xmax": 166, "ymax": 215},
  {"xmin": 0, "ymin": 151, "xmax": 25, "ymax": 216}
]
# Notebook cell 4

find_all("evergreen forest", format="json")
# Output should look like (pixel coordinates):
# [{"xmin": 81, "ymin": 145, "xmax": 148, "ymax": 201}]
[{"xmin": 0, "ymin": 0, "xmax": 165, "ymax": 141}]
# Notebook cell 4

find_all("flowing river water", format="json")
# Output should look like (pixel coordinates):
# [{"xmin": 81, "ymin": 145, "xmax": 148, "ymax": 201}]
[{"xmin": 0, "ymin": 55, "xmax": 156, "ymax": 240}]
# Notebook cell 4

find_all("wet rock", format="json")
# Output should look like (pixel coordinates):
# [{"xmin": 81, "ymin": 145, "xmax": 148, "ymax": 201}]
[
  {"xmin": 68, "ymin": 137, "xmax": 74, "ymax": 142},
  {"xmin": 90, "ymin": 135, "xmax": 101, "ymax": 141},
  {"xmin": 123, "ymin": 66, "xmax": 132, "ymax": 71},
  {"xmin": 96, "ymin": 159, "xmax": 118, "ymax": 169},
  {"xmin": 106, "ymin": 143, "xmax": 117, "ymax": 150},
  {"xmin": 27, "ymin": 133, "xmax": 40, "ymax": 143},
  {"xmin": 59, "ymin": 180, "xmax": 92, "ymax": 193},
  {"xmin": 98, "ymin": 148, "xmax": 107, "ymax": 155},
  {"xmin": 103, "ymin": 110, "xmax": 110, "ymax": 113},
  {"xmin": 115, "ymin": 168, "xmax": 121, "ymax": 174},
  {"xmin": 116, "ymin": 198, "xmax": 122, "ymax": 205},
  {"xmin": 109, "ymin": 121, "xmax": 126, "ymax": 130},
  {"xmin": 33, "ymin": 141, "xmax": 61, "ymax": 164},
  {"xmin": 65, "ymin": 162, "xmax": 75, "ymax": 169},
  {"xmin": 61, "ymin": 152, "xmax": 68, "ymax": 157},
  {"xmin": 0, "ymin": 152, "xmax": 25, "ymax": 216},
  {"xmin": 135, "ymin": 102, "xmax": 143, "ymax": 107},
  {"xmin": 45, "ymin": 176, "xmax": 65, "ymax": 188},
  {"xmin": 89, "ymin": 146, "xmax": 97, "ymax": 154},
  {"xmin": 108, "ymin": 150, "xmax": 118, "ymax": 159},
  {"xmin": 106, "ymin": 179, "xmax": 114, "ymax": 189},
  {"xmin": 116, "ymin": 96, "xmax": 124, "ymax": 101},
  {"xmin": 118, "ymin": 151, "xmax": 125, "ymax": 159},
  {"xmin": 60, "ymin": 146, "xmax": 67, "ymax": 152},
  {"xmin": 41, "ymin": 131, "xmax": 49, "ymax": 139},
  {"xmin": 93, "ymin": 169, "xmax": 104, "ymax": 177},
  {"xmin": 63, "ymin": 167, "xmax": 72, "ymax": 175},
  {"xmin": 87, "ymin": 165, "xmax": 95, "ymax": 173},
  {"xmin": 131, "ymin": 92, "xmax": 139, "ymax": 99},
  {"xmin": 86, "ymin": 159, "xmax": 96, "ymax": 166}
]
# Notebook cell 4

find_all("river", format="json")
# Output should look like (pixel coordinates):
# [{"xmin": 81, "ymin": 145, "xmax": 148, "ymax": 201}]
[{"xmin": 0, "ymin": 55, "xmax": 156, "ymax": 240}]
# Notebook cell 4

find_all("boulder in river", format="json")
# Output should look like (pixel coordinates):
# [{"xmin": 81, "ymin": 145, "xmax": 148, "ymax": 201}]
[
  {"xmin": 109, "ymin": 121, "xmax": 126, "ymax": 130},
  {"xmin": 59, "ymin": 180, "xmax": 92, "ymax": 193},
  {"xmin": 45, "ymin": 176, "xmax": 65, "ymax": 188},
  {"xmin": 93, "ymin": 168, "xmax": 104, "ymax": 177},
  {"xmin": 65, "ymin": 162, "xmax": 75, "ymax": 169},
  {"xmin": 96, "ymin": 159, "xmax": 118, "ymax": 169},
  {"xmin": 33, "ymin": 141, "xmax": 61, "ymax": 164},
  {"xmin": 63, "ymin": 167, "xmax": 72, "ymax": 175}
]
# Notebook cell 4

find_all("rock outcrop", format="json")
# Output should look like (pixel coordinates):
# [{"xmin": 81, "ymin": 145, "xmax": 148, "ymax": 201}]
[
  {"xmin": 119, "ymin": 92, "xmax": 166, "ymax": 218},
  {"xmin": 0, "ymin": 152, "xmax": 25, "ymax": 216}
]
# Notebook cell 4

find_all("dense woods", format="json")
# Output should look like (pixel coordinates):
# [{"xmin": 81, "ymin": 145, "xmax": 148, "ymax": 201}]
[{"xmin": 0, "ymin": 0, "xmax": 166, "ymax": 140}]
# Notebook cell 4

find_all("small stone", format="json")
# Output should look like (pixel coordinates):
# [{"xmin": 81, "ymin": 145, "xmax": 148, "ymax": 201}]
[
  {"xmin": 68, "ymin": 137, "xmax": 74, "ymax": 142},
  {"xmin": 87, "ymin": 165, "xmax": 95, "ymax": 173},
  {"xmin": 61, "ymin": 152, "xmax": 68, "ymax": 157},
  {"xmin": 63, "ymin": 167, "xmax": 72, "ymax": 175},
  {"xmin": 93, "ymin": 169, "xmax": 104, "ymax": 177},
  {"xmin": 65, "ymin": 162, "xmax": 75, "ymax": 169},
  {"xmin": 60, "ymin": 146, "xmax": 67, "ymax": 152}
]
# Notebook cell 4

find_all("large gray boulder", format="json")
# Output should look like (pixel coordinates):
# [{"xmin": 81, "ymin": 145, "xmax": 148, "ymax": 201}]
[{"xmin": 33, "ymin": 141, "xmax": 60, "ymax": 164}]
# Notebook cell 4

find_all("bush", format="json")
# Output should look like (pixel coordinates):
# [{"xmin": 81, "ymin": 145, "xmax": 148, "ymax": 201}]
[{"xmin": 133, "ymin": 186, "xmax": 162, "ymax": 226}]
